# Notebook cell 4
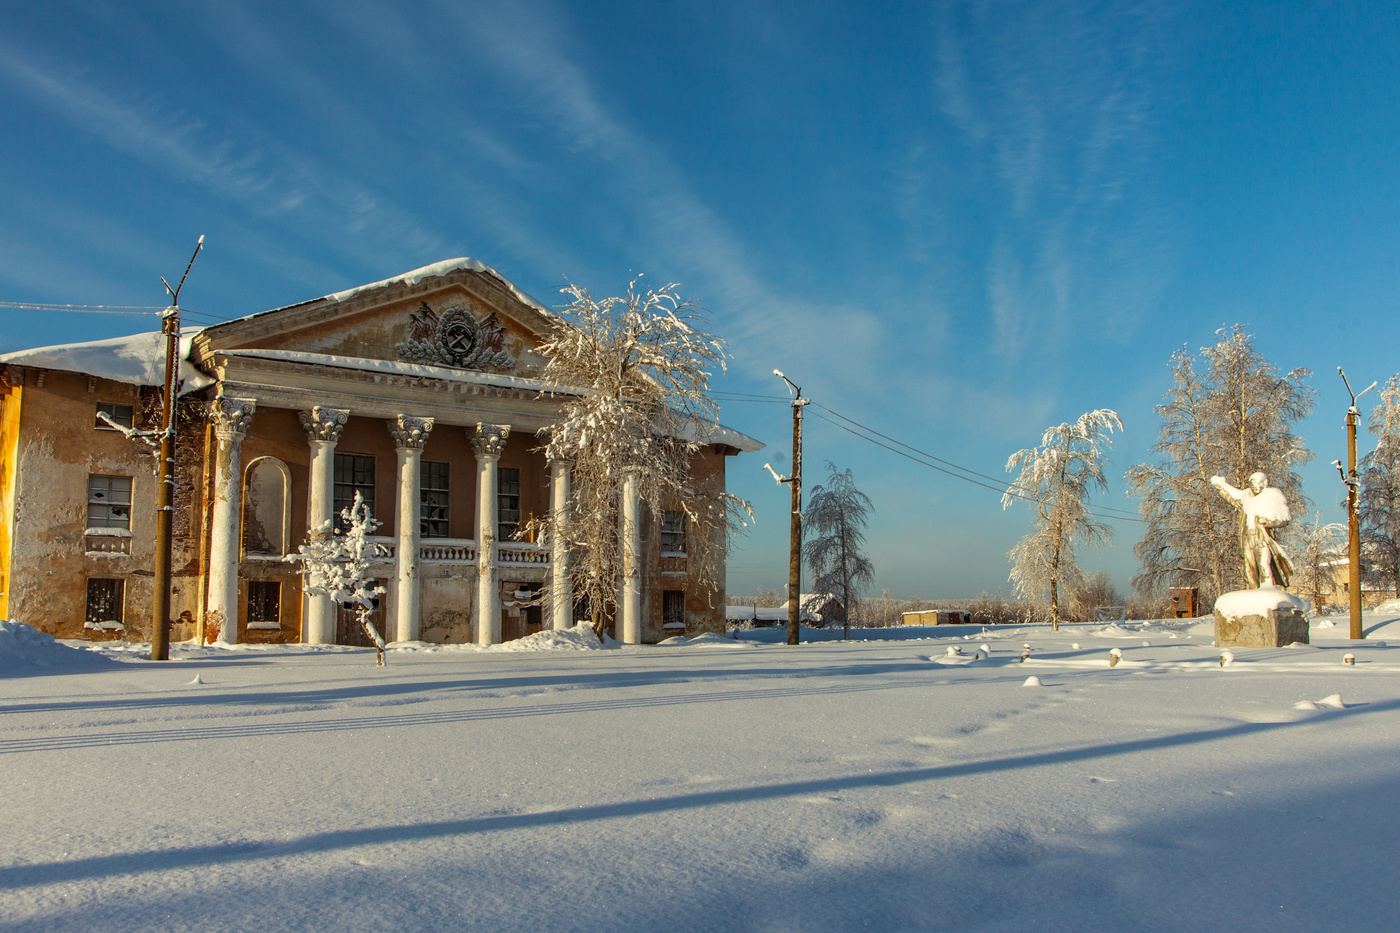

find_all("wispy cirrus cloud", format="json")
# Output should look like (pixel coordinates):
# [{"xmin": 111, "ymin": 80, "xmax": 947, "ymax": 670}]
[
  {"xmin": 931, "ymin": 0, "xmax": 1179, "ymax": 366},
  {"xmin": 0, "ymin": 40, "xmax": 446, "ymax": 275}
]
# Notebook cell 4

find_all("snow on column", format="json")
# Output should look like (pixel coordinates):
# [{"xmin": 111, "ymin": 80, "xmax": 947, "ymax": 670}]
[
  {"xmin": 388, "ymin": 415, "xmax": 434, "ymax": 643},
  {"xmin": 206, "ymin": 397, "xmax": 256, "ymax": 644},
  {"xmin": 549, "ymin": 455, "xmax": 572, "ymax": 630},
  {"xmin": 299, "ymin": 406, "xmax": 349, "ymax": 644},
  {"xmin": 620, "ymin": 470, "xmax": 641, "ymax": 644},
  {"xmin": 472, "ymin": 423, "xmax": 510, "ymax": 645}
]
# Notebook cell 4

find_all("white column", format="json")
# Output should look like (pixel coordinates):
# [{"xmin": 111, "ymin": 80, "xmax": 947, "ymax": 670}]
[
  {"xmin": 472, "ymin": 423, "xmax": 510, "ymax": 645},
  {"xmin": 620, "ymin": 471, "xmax": 641, "ymax": 644},
  {"xmin": 299, "ymin": 406, "xmax": 349, "ymax": 644},
  {"xmin": 388, "ymin": 415, "xmax": 434, "ymax": 643},
  {"xmin": 206, "ymin": 397, "xmax": 256, "ymax": 645},
  {"xmin": 549, "ymin": 456, "xmax": 572, "ymax": 630}
]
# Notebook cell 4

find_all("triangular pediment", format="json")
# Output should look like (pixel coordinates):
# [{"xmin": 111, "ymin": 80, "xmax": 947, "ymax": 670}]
[{"xmin": 191, "ymin": 259, "xmax": 558, "ymax": 381}]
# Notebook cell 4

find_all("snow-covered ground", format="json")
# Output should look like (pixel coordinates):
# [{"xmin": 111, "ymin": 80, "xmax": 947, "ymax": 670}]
[{"xmin": 4, "ymin": 615, "xmax": 1400, "ymax": 932}]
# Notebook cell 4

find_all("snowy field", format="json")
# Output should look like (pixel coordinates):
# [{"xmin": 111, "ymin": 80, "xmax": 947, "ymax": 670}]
[{"xmin": 4, "ymin": 615, "xmax": 1400, "ymax": 932}]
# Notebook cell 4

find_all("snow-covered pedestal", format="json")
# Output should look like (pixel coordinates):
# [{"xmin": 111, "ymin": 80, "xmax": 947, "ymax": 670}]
[{"xmin": 1213, "ymin": 586, "xmax": 1309, "ymax": 648}]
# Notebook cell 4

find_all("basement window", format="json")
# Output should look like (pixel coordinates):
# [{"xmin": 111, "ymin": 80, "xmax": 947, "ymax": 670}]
[
  {"xmin": 84, "ymin": 578, "xmax": 125, "ymax": 630},
  {"xmin": 247, "ymin": 580, "xmax": 281, "ymax": 630}
]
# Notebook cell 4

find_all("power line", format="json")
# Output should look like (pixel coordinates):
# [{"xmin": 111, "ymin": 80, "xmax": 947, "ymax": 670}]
[
  {"xmin": 807, "ymin": 409, "xmax": 1143, "ymax": 524},
  {"xmin": 0, "ymin": 301, "xmax": 163, "ymax": 316},
  {"xmin": 812, "ymin": 402, "xmax": 1143, "ymax": 521}
]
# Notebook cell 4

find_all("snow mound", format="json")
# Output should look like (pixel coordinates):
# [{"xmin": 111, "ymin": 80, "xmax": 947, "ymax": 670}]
[
  {"xmin": 1022, "ymin": 676, "xmax": 1042, "ymax": 687},
  {"xmin": 1214, "ymin": 587, "xmax": 1305, "ymax": 620},
  {"xmin": 0, "ymin": 621, "xmax": 118, "ymax": 672},
  {"xmin": 1372, "ymin": 598, "xmax": 1400, "ymax": 614},
  {"xmin": 657, "ymin": 633, "xmax": 746, "ymax": 647},
  {"xmin": 494, "ymin": 624, "xmax": 608, "ymax": 652}
]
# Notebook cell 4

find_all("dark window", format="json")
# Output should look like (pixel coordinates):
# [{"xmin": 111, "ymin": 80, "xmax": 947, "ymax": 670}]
[
  {"xmin": 661, "ymin": 511, "xmax": 687, "ymax": 555},
  {"xmin": 95, "ymin": 403, "xmax": 134, "ymax": 430},
  {"xmin": 663, "ymin": 590, "xmax": 686, "ymax": 628},
  {"xmin": 248, "ymin": 581, "xmax": 280, "ymax": 626},
  {"xmin": 421, "ymin": 461, "xmax": 450, "ymax": 538},
  {"xmin": 498, "ymin": 467, "xmax": 521, "ymax": 541},
  {"xmin": 85, "ymin": 578, "xmax": 125, "ymax": 628},
  {"xmin": 87, "ymin": 475, "xmax": 133, "ymax": 530},
  {"xmin": 333, "ymin": 454, "xmax": 376, "ymax": 532}
]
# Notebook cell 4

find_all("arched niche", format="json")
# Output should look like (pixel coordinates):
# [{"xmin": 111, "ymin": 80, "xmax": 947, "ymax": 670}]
[{"xmin": 243, "ymin": 456, "xmax": 291, "ymax": 558}]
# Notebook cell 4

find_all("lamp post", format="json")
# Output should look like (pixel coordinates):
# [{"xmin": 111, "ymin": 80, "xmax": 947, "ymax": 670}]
[
  {"xmin": 1336, "ymin": 367, "xmax": 1375, "ymax": 642},
  {"xmin": 150, "ymin": 236, "xmax": 203, "ymax": 660},
  {"xmin": 764, "ymin": 370, "xmax": 807, "ymax": 646}
]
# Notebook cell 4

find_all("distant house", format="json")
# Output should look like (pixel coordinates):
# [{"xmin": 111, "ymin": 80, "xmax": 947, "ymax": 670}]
[
  {"xmin": 901, "ymin": 609, "xmax": 973, "ymax": 626},
  {"xmin": 1296, "ymin": 556, "xmax": 1392, "ymax": 610},
  {"xmin": 725, "ymin": 593, "xmax": 836, "ymax": 626}
]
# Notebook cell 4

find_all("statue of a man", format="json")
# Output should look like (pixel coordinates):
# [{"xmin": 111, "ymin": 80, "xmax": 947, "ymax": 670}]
[{"xmin": 1210, "ymin": 472, "xmax": 1293, "ymax": 589}]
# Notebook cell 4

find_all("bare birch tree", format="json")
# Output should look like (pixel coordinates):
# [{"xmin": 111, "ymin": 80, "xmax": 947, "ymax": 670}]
[
  {"xmin": 1003, "ymin": 409, "xmax": 1122, "ymax": 629},
  {"xmin": 1127, "ymin": 326, "xmax": 1315, "ymax": 602},
  {"xmin": 1360, "ymin": 375, "xmax": 1400, "ymax": 597},
  {"xmin": 1288, "ymin": 512, "xmax": 1345, "ymax": 612},
  {"xmin": 285, "ymin": 492, "xmax": 387, "ymax": 665},
  {"xmin": 802, "ymin": 461, "xmax": 875, "ymax": 639},
  {"xmin": 536, "ymin": 278, "xmax": 751, "ymax": 635}
]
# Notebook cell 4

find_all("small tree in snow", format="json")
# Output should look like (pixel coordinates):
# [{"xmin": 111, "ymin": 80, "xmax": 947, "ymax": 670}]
[
  {"xmin": 1360, "ymin": 375, "xmax": 1400, "ymax": 597},
  {"xmin": 285, "ymin": 492, "xmax": 387, "ymax": 665},
  {"xmin": 802, "ymin": 461, "xmax": 875, "ymax": 639},
  {"xmin": 1004, "ymin": 409, "xmax": 1122, "ymax": 629},
  {"xmin": 537, "ymin": 278, "xmax": 752, "ymax": 635},
  {"xmin": 1288, "ymin": 511, "xmax": 1345, "ymax": 612}
]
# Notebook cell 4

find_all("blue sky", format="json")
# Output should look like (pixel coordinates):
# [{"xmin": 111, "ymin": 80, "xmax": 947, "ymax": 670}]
[{"xmin": 2, "ymin": 1, "xmax": 1398, "ymax": 601}]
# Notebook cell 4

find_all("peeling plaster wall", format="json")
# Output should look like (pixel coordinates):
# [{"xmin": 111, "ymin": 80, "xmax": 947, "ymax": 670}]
[
  {"xmin": 6, "ymin": 372, "xmax": 160, "ymax": 639},
  {"xmin": 639, "ymin": 445, "xmax": 730, "ymax": 643}
]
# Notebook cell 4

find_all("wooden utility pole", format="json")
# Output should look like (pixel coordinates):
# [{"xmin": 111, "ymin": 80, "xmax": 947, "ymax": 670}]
[
  {"xmin": 1337, "ymin": 368, "xmax": 1374, "ymax": 643},
  {"xmin": 764, "ymin": 371, "xmax": 808, "ymax": 646},
  {"xmin": 150, "ymin": 236, "xmax": 204, "ymax": 661}
]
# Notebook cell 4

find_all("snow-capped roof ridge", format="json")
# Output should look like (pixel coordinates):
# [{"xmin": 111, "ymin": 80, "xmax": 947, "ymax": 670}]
[{"xmin": 326, "ymin": 257, "xmax": 553, "ymax": 316}]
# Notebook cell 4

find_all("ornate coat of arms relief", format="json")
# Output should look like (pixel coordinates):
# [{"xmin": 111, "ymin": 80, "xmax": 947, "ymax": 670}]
[{"xmin": 395, "ymin": 301, "xmax": 516, "ymax": 372}]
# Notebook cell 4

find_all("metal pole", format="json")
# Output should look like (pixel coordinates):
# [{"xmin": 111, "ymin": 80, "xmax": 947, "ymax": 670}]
[{"xmin": 1347, "ymin": 405, "xmax": 1363, "ymax": 640}]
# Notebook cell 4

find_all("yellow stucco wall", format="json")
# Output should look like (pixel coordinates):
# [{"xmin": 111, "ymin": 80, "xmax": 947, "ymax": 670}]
[{"xmin": 0, "ymin": 384, "xmax": 22, "ymax": 619}]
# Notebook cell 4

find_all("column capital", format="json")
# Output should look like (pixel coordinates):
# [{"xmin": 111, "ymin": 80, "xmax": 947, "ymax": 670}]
[
  {"xmin": 470, "ymin": 422, "xmax": 511, "ymax": 458},
  {"xmin": 388, "ymin": 414, "xmax": 435, "ymax": 450},
  {"xmin": 210, "ymin": 396, "xmax": 256, "ymax": 441},
  {"xmin": 299, "ymin": 406, "xmax": 350, "ymax": 444}
]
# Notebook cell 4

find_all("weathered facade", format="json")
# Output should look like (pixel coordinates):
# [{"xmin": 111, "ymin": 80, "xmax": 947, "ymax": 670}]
[{"xmin": 0, "ymin": 259, "xmax": 760, "ymax": 646}]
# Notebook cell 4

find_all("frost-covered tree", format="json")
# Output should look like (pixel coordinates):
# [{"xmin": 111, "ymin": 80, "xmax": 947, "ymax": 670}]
[
  {"xmin": 1360, "ymin": 375, "xmax": 1400, "ymax": 597},
  {"xmin": 802, "ymin": 462, "xmax": 875, "ymax": 639},
  {"xmin": 1069, "ymin": 570, "xmax": 1124, "ymax": 623},
  {"xmin": 285, "ymin": 492, "xmax": 387, "ymax": 665},
  {"xmin": 1003, "ymin": 409, "xmax": 1122, "ymax": 629},
  {"xmin": 1288, "ymin": 512, "xmax": 1345, "ymax": 612},
  {"xmin": 537, "ymin": 278, "xmax": 751, "ymax": 635},
  {"xmin": 1127, "ymin": 326, "xmax": 1315, "ymax": 602}
]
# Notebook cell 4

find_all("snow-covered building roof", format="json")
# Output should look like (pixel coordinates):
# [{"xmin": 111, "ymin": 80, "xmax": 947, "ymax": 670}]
[{"xmin": 0, "ymin": 328, "xmax": 214, "ymax": 394}]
